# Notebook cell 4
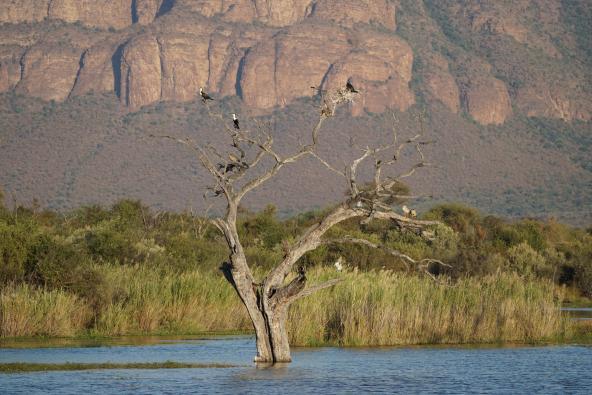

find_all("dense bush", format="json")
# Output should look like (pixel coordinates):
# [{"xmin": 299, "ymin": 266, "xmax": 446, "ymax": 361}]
[
  {"xmin": 507, "ymin": 242, "xmax": 551, "ymax": 279},
  {"xmin": 0, "ymin": 220, "xmax": 37, "ymax": 284},
  {"xmin": 0, "ymin": 199, "xmax": 590, "ymax": 310}
]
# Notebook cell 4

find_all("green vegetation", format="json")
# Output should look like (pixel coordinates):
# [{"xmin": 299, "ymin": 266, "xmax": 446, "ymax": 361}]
[
  {"xmin": 290, "ymin": 269, "xmax": 564, "ymax": 346},
  {"xmin": 0, "ymin": 199, "xmax": 590, "ymax": 344},
  {"xmin": 0, "ymin": 361, "xmax": 237, "ymax": 373}
]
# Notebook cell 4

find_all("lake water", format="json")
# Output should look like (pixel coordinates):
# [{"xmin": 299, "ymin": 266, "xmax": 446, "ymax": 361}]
[
  {"xmin": 1, "ymin": 336, "xmax": 591, "ymax": 394},
  {"xmin": 562, "ymin": 307, "xmax": 592, "ymax": 321}
]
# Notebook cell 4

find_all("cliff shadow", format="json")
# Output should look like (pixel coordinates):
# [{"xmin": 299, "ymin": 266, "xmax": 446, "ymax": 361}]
[
  {"xmin": 235, "ymin": 50, "xmax": 248, "ymax": 99},
  {"xmin": 131, "ymin": 0, "xmax": 139, "ymax": 24},
  {"xmin": 157, "ymin": 0, "xmax": 176, "ymax": 17},
  {"xmin": 112, "ymin": 43, "xmax": 126, "ymax": 100}
]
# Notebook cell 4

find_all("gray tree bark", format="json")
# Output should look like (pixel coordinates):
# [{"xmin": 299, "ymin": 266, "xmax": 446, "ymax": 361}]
[{"xmin": 155, "ymin": 87, "xmax": 442, "ymax": 363}]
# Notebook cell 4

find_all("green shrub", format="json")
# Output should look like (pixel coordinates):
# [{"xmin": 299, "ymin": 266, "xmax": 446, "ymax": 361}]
[
  {"xmin": 83, "ymin": 223, "xmax": 136, "ymax": 263},
  {"xmin": 166, "ymin": 236, "xmax": 226, "ymax": 271},
  {"xmin": 0, "ymin": 221, "xmax": 38, "ymax": 284},
  {"xmin": 513, "ymin": 221, "xmax": 547, "ymax": 252},
  {"xmin": 507, "ymin": 242, "xmax": 552, "ymax": 279},
  {"xmin": 424, "ymin": 203, "xmax": 480, "ymax": 233},
  {"xmin": 22, "ymin": 234, "xmax": 108, "ymax": 312},
  {"xmin": 451, "ymin": 249, "xmax": 495, "ymax": 277},
  {"xmin": 70, "ymin": 205, "xmax": 110, "ymax": 228},
  {"xmin": 572, "ymin": 243, "xmax": 592, "ymax": 297},
  {"xmin": 111, "ymin": 200, "xmax": 146, "ymax": 231},
  {"xmin": 239, "ymin": 205, "xmax": 289, "ymax": 249}
]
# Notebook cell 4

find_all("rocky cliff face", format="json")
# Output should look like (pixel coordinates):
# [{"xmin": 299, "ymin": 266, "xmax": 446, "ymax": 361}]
[
  {"xmin": 0, "ymin": 0, "xmax": 134, "ymax": 29},
  {"xmin": 0, "ymin": 0, "xmax": 590, "ymax": 124}
]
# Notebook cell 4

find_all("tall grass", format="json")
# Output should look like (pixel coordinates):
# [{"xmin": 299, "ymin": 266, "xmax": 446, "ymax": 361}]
[
  {"xmin": 1, "ymin": 266, "xmax": 567, "ymax": 345},
  {"xmin": 0, "ymin": 284, "xmax": 91, "ymax": 337},
  {"xmin": 288, "ymin": 268, "xmax": 566, "ymax": 346},
  {"xmin": 93, "ymin": 265, "xmax": 251, "ymax": 335}
]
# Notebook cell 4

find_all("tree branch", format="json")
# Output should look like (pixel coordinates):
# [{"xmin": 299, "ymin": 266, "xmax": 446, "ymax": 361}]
[
  {"xmin": 149, "ymin": 134, "xmax": 234, "ymax": 199},
  {"xmin": 264, "ymin": 204, "xmax": 364, "ymax": 292},
  {"xmin": 290, "ymin": 278, "xmax": 342, "ymax": 302},
  {"xmin": 324, "ymin": 237, "xmax": 452, "ymax": 282},
  {"xmin": 324, "ymin": 236, "xmax": 416, "ymax": 270}
]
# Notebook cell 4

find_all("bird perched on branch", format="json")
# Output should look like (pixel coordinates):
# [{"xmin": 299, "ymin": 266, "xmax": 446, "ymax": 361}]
[
  {"xmin": 217, "ymin": 162, "xmax": 238, "ymax": 173},
  {"xmin": 402, "ymin": 205, "xmax": 411, "ymax": 217},
  {"xmin": 298, "ymin": 265, "xmax": 306, "ymax": 278},
  {"xmin": 402, "ymin": 205, "xmax": 418, "ymax": 218},
  {"xmin": 232, "ymin": 113, "xmax": 240, "ymax": 130},
  {"xmin": 346, "ymin": 81, "xmax": 359, "ymax": 93},
  {"xmin": 200, "ymin": 87, "xmax": 214, "ymax": 103}
]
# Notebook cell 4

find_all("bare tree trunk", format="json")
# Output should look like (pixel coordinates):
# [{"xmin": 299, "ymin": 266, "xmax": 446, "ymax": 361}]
[
  {"xmin": 265, "ymin": 305, "xmax": 292, "ymax": 362},
  {"xmin": 228, "ymin": 256, "xmax": 294, "ymax": 362},
  {"xmin": 154, "ymin": 86, "xmax": 443, "ymax": 363},
  {"xmin": 226, "ymin": 262, "xmax": 292, "ymax": 362},
  {"xmin": 217, "ymin": 203, "xmax": 295, "ymax": 363}
]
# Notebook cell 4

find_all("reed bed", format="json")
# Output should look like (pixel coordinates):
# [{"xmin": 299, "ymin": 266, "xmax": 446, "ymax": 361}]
[
  {"xmin": 0, "ymin": 284, "xmax": 91, "ymax": 337},
  {"xmin": 1, "ymin": 266, "xmax": 567, "ymax": 345},
  {"xmin": 94, "ymin": 265, "xmax": 251, "ymax": 335},
  {"xmin": 288, "ymin": 268, "xmax": 565, "ymax": 346}
]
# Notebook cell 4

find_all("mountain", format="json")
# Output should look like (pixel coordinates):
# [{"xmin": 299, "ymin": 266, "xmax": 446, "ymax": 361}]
[{"xmin": 0, "ymin": 0, "xmax": 590, "ymax": 225}]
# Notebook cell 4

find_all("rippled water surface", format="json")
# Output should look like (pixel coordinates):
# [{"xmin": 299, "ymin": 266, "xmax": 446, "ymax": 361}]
[{"xmin": 1, "ymin": 336, "xmax": 591, "ymax": 394}]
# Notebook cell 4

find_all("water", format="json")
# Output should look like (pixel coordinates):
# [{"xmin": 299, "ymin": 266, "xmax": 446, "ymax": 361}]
[
  {"xmin": 1, "ymin": 337, "xmax": 591, "ymax": 394},
  {"xmin": 562, "ymin": 307, "xmax": 592, "ymax": 321}
]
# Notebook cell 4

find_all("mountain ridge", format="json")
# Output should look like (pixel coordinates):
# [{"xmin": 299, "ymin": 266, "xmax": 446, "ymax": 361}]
[{"xmin": 0, "ymin": 0, "xmax": 590, "ymax": 225}]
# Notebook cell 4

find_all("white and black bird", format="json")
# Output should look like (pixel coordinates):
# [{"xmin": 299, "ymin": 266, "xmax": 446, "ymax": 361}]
[
  {"xmin": 402, "ymin": 205, "xmax": 411, "ymax": 217},
  {"xmin": 410, "ymin": 209, "xmax": 417, "ymax": 219},
  {"xmin": 199, "ymin": 87, "xmax": 214, "ymax": 102},
  {"xmin": 346, "ymin": 81, "xmax": 359, "ymax": 93},
  {"xmin": 232, "ymin": 113, "xmax": 240, "ymax": 130},
  {"xmin": 334, "ymin": 256, "xmax": 344, "ymax": 272}
]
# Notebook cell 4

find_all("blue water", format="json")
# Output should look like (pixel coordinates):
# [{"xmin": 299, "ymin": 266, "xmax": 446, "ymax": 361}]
[
  {"xmin": 562, "ymin": 307, "xmax": 592, "ymax": 321},
  {"xmin": 1, "ymin": 337, "xmax": 591, "ymax": 394}
]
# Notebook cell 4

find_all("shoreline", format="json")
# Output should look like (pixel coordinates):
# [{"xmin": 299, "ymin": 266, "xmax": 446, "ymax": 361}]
[{"xmin": 2, "ymin": 324, "xmax": 590, "ymax": 350}]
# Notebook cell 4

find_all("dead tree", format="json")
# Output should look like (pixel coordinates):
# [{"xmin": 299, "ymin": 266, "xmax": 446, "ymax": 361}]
[{"xmin": 155, "ymin": 88, "xmax": 444, "ymax": 363}]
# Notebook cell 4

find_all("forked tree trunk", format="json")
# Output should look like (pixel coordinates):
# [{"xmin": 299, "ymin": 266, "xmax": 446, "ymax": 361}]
[
  {"xmin": 226, "ymin": 263, "xmax": 293, "ymax": 362},
  {"xmin": 231, "ymin": 259, "xmax": 296, "ymax": 363},
  {"xmin": 160, "ymin": 85, "xmax": 439, "ymax": 363},
  {"xmin": 216, "ymin": 200, "xmax": 439, "ymax": 363},
  {"xmin": 253, "ymin": 300, "xmax": 292, "ymax": 362},
  {"xmin": 218, "ymin": 205, "xmax": 297, "ymax": 363}
]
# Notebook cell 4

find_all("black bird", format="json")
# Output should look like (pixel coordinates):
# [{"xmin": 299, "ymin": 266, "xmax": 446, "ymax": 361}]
[
  {"xmin": 297, "ymin": 265, "xmax": 306, "ymax": 278},
  {"xmin": 232, "ymin": 113, "xmax": 240, "ymax": 130},
  {"xmin": 217, "ymin": 162, "xmax": 237, "ymax": 173},
  {"xmin": 346, "ymin": 81, "xmax": 358, "ymax": 93},
  {"xmin": 200, "ymin": 87, "xmax": 214, "ymax": 102}
]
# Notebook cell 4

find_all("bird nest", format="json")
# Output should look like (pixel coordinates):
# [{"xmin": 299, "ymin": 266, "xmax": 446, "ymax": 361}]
[{"xmin": 320, "ymin": 88, "xmax": 358, "ymax": 118}]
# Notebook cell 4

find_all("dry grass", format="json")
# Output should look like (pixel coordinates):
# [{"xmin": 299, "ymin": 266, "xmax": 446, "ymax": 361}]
[
  {"xmin": 0, "ymin": 284, "xmax": 91, "ymax": 337},
  {"xmin": 1, "ymin": 266, "xmax": 569, "ymax": 345},
  {"xmin": 94, "ymin": 265, "xmax": 251, "ymax": 336},
  {"xmin": 288, "ymin": 268, "xmax": 566, "ymax": 346}
]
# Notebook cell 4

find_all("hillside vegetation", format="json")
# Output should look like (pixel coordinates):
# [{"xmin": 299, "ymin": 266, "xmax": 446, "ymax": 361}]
[{"xmin": 1, "ymin": 198, "xmax": 589, "ymax": 343}]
